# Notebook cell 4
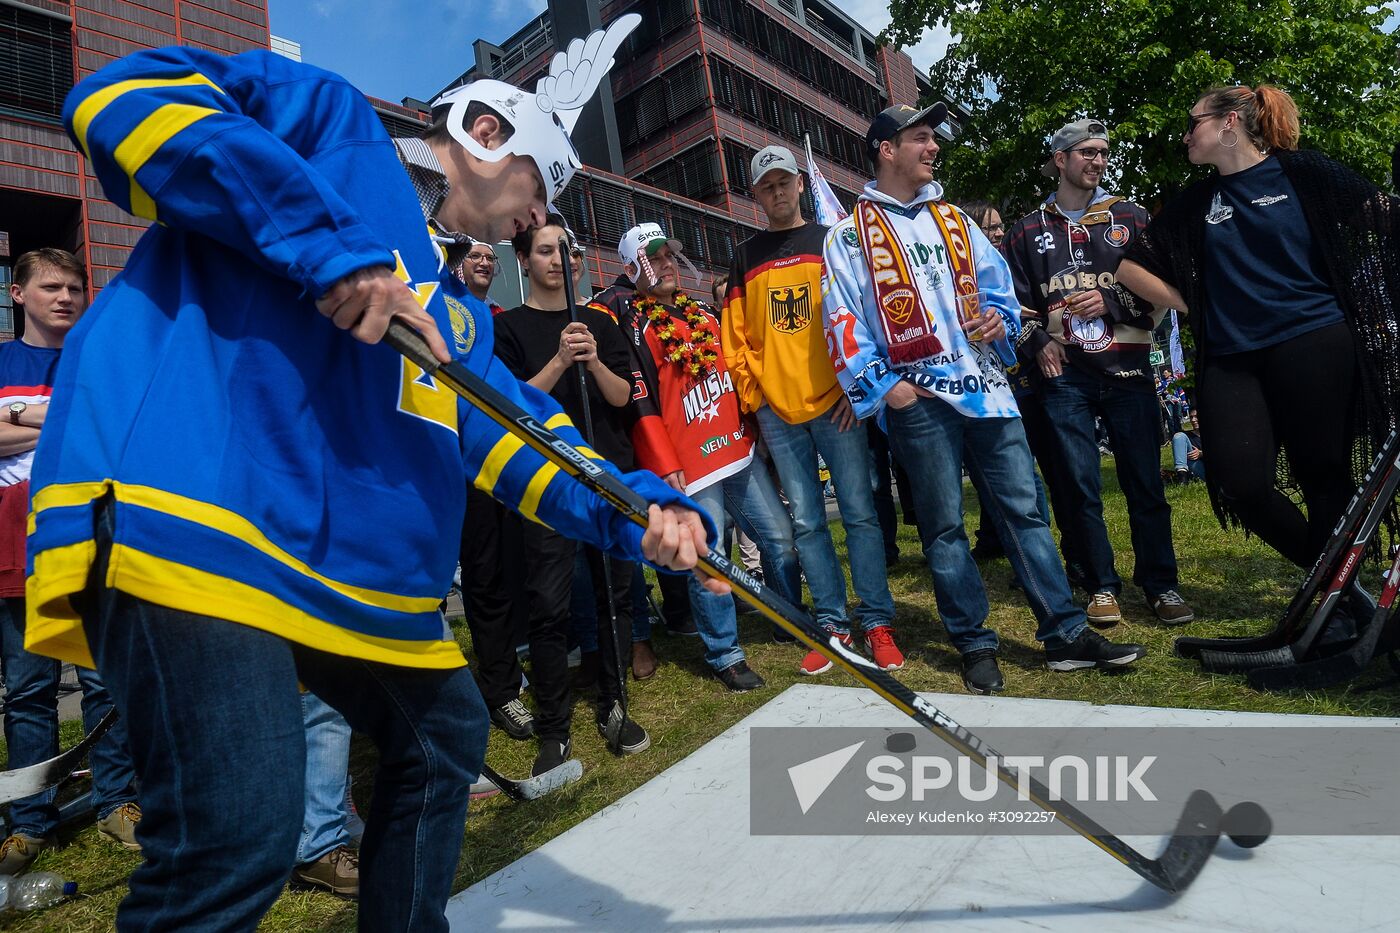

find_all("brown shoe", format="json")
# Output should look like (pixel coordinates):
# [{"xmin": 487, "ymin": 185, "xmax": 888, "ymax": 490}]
[
  {"xmin": 1085, "ymin": 591, "xmax": 1122, "ymax": 627},
  {"xmin": 97, "ymin": 802, "xmax": 143, "ymax": 851},
  {"xmin": 292, "ymin": 844, "xmax": 359, "ymax": 897},
  {"xmin": 0, "ymin": 833, "xmax": 54, "ymax": 875},
  {"xmin": 1148, "ymin": 589, "xmax": 1195, "ymax": 625},
  {"xmin": 630, "ymin": 639, "xmax": 658, "ymax": 681}
]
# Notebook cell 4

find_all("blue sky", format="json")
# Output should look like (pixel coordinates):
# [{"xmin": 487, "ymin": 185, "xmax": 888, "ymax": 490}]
[{"xmin": 267, "ymin": 0, "xmax": 549, "ymax": 104}]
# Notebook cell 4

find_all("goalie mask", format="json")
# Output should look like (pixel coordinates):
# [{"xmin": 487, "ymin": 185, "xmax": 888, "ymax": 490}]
[{"xmin": 431, "ymin": 13, "xmax": 641, "ymax": 208}]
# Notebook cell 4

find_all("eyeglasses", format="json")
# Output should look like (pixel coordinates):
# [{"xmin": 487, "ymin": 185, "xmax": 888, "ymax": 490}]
[
  {"xmin": 981, "ymin": 221, "xmax": 1005, "ymax": 233},
  {"xmin": 1067, "ymin": 146, "xmax": 1110, "ymax": 162},
  {"xmin": 1185, "ymin": 110, "xmax": 1226, "ymax": 135},
  {"xmin": 464, "ymin": 252, "xmax": 497, "ymax": 265}
]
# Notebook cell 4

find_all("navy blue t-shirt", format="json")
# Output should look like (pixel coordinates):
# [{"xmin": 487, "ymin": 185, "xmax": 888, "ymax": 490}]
[{"xmin": 1200, "ymin": 156, "xmax": 1344, "ymax": 355}]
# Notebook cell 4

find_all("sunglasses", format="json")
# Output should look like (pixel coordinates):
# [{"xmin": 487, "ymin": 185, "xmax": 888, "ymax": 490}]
[{"xmin": 1185, "ymin": 110, "xmax": 1227, "ymax": 135}]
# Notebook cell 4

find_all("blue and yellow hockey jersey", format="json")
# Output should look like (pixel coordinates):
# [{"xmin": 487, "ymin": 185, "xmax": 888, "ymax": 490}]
[{"xmin": 27, "ymin": 47, "xmax": 698, "ymax": 670}]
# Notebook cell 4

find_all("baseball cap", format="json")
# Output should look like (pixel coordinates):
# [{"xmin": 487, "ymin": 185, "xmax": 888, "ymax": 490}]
[
  {"xmin": 865, "ymin": 102, "xmax": 949, "ymax": 158},
  {"xmin": 750, "ymin": 145, "xmax": 800, "ymax": 184},
  {"xmin": 1041, "ymin": 118, "xmax": 1109, "ymax": 177},
  {"xmin": 619, "ymin": 222, "xmax": 683, "ymax": 275}
]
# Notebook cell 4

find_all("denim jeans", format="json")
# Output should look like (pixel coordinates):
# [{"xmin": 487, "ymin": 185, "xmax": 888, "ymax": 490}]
[
  {"xmin": 885, "ymin": 396, "xmax": 1086, "ymax": 653},
  {"xmin": 0, "ymin": 596, "xmax": 137, "ymax": 837},
  {"xmin": 297, "ymin": 691, "xmax": 352, "ymax": 865},
  {"xmin": 78, "ymin": 499, "xmax": 485, "ymax": 932},
  {"xmin": 1172, "ymin": 432, "xmax": 1206, "ymax": 480},
  {"xmin": 687, "ymin": 461, "xmax": 802, "ymax": 670},
  {"xmin": 1041, "ymin": 368, "xmax": 1179, "ymax": 598},
  {"xmin": 757, "ymin": 403, "xmax": 895, "ymax": 636}
]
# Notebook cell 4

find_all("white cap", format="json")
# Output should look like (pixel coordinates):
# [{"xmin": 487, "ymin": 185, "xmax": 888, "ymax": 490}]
[
  {"xmin": 750, "ymin": 145, "xmax": 799, "ymax": 184},
  {"xmin": 430, "ymin": 14, "xmax": 641, "ymax": 207},
  {"xmin": 618, "ymin": 222, "xmax": 683, "ymax": 279}
]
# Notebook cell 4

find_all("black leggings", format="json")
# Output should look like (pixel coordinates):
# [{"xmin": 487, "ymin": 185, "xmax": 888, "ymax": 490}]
[{"xmin": 1198, "ymin": 322, "xmax": 1356, "ymax": 568}]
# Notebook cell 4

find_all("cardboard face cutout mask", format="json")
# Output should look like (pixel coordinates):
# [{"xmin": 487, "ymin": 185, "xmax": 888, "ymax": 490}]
[{"xmin": 431, "ymin": 14, "xmax": 641, "ymax": 207}]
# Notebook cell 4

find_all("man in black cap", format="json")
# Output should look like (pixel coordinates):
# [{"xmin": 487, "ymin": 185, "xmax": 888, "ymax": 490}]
[
  {"xmin": 1004, "ymin": 118, "xmax": 1195, "ymax": 628},
  {"xmin": 821, "ymin": 103, "xmax": 1147, "ymax": 694}
]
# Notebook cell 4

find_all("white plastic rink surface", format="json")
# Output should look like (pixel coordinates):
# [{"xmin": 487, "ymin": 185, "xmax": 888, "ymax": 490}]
[{"xmin": 448, "ymin": 685, "xmax": 1398, "ymax": 932}]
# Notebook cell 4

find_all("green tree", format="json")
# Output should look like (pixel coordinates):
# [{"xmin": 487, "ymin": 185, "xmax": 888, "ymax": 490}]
[{"xmin": 883, "ymin": 0, "xmax": 1400, "ymax": 211}]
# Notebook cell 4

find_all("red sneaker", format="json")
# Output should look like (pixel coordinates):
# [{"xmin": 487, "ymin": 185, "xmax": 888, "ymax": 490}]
[
  {"xmin": 799, "ymin": 632, "xmax": 853, "ymax": 676},
  {"xmin": 865, "ymin": 627, "xmax": 905, "ymax": 671}
]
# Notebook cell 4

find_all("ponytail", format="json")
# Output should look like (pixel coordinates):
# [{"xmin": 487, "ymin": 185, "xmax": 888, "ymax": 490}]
[
  {"xmin": 1197, "ymin": 84, "xmax": 1300, "ymax": 153},
  {"xmin": 1252, "ymin": 85, "xmax": 1300, "ymax": 152}
]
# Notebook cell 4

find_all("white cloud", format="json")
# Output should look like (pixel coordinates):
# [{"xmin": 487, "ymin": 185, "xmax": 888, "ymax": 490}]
[{"xmin": 843, "ymin": 0, "xmax": 954, "ymax": 72}]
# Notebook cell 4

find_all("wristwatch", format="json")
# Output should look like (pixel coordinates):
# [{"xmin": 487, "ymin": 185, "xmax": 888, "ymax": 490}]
[{"xmin": 8, "ymin": 401, "xmax": 26, "ymax": 425}]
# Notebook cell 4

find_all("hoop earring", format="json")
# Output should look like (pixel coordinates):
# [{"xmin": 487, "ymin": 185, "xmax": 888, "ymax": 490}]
[{"xmin": 1217, "ymin": 127, "xmax": 1239, "ymax": 150}]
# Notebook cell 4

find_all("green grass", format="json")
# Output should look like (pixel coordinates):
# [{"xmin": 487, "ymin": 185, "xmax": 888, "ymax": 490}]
[{"xmin": 6, "ymin": 460, "xmax": 1398, "ymax": 929}]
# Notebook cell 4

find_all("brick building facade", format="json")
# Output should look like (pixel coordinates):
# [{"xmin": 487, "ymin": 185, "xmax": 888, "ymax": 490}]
[{"xmin": 0, "ymin": 0, "xmax": 271, "ymax": 336}]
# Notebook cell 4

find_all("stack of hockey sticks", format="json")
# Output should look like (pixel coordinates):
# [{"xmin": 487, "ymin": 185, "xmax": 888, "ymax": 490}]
[
  {"xmin": 1176, "ymin": 428, "xmax": 1400, "ymax": 691},
  {"xmin": 387, "ymin": 320, "xmax": 1271, "ymax": 894}
]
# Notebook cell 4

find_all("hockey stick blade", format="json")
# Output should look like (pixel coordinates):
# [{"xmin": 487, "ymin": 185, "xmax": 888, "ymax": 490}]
[
  {"xmin": 0, "ymin": 710, "xmax": 117, "ymax": 804},
  {"xmin": 1197, "ymin": 645, "xmax": 1296, "ymax": 674},
  {"xmin": 1247, "ymin": 547, "xmax": 1400, "ymax": 691},
  {"xmin": 479, "ymin": 760, "xmax": 582, "ymax": 802},
  {"xmin": 1176, "ymin": 428, "xmax": 1400, "ymax": 661},
  {"xmin": 1143, "ymin": 790, "xmax": 1224, "ymax": 893},
  {"xmin": 387, "ymin": 322, "xmax": 1251, "ymax": 893}
]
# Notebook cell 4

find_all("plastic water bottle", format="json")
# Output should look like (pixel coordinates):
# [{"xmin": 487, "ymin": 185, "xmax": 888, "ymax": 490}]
[{"xmin": 0, "ymin": 872, "xmax": 77, "ymax": 912}]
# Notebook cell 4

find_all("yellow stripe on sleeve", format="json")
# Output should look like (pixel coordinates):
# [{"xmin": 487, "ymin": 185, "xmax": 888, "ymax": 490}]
[
  {"xmin": 112, "ymin": 104, "xmax": 222, "ymax": 220},
  {"xmin": 475, "ymin": 433, "xmax": 526, "ymax": 496},
  {"xmin": 518, "ymin": 463, "xmax": 560, "ymax": 522},
  {"xmin": 71, "ymin": 73, "xmax": 226, "ymax": 159}
]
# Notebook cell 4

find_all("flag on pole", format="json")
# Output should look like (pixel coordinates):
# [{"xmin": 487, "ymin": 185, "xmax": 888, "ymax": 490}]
[
  {"xmin": 804, "ymin": 134, "xmax": 848, "ymax": 227},
  {"xmin": 1168, "ymin": 309, "xmax": 1185, "ymax": 378}
]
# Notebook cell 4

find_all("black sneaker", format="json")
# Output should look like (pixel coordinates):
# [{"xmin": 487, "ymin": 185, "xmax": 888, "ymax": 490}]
[
  {"xmin": 490, "ymin": 698, "xmax": 535, "ymax": 740},
  {"xmin": 596, "ymin": 702, "xmax": 651, "ymax": 755},
  {"xmin": 531, "ymin": 737, "xmax": 573, "ymax": 777},
  {"xmin": 714, "ymin": 660, "xmax": 766, "ymax": 692},
  {"xmin": 961, "ymin": 649, "xmax": 1004, "ymax": 695},
  {"xmin": 1045, "ymin": 629, "xmax": 1147, "ymax": 672}
]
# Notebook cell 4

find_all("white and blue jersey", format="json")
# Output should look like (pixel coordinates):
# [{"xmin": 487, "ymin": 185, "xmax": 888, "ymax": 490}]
[{"xmin": 822, "ymin": 181, "xmax": 1022, "ymax": 423}]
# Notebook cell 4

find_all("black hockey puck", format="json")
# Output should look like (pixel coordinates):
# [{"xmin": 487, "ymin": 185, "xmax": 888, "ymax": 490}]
[
  {"xmin": 885, "ymin": 732, "xmax": 916, "ymax": 753},
  {"xmin": 1222, "ymin": 801, "xmax": 1272, "ymax": 848}
]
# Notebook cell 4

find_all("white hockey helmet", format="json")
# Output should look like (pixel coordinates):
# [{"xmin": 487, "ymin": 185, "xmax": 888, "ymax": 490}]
[{"xmin": 430, "ymin": 13, "xmax": 640, "ymax": 207}]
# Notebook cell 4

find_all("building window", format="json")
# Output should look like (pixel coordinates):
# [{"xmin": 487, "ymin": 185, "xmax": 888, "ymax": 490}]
[
  {"xmin": 0, "ymin": 5, "xmax": 74, "ymax": 121},
  {"xmin": 614, "ymin": 55, "xmax": 709, "ymax": 150},
  {"xmin": 637, "ymin": 140, "xmax": 724, "ymax": 202}
]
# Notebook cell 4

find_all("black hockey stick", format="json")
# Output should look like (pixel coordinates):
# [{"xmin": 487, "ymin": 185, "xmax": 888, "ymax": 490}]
[
  {"xmin": 558, "ymin": 236, "xmax": 631, "ymax": 755},
  {"xmin": 386, "ymin": 319, "xmax": 1246, "ymax": 894},
  {"xmin": 478, "ymin": 760, "xmax": 581, "ymax": 802},
  {"xmin": 1246, "ymin": 544, "xmax": 1400, "ymax": 691},
  {"xmin": 1197, "ymin": 450, "xmax": 1399, "ymax": 673},
  {"xmin": 1177, "ymin": 427, "xmax": 1400, "ymax": 662},
  {"xmin": 0, "ymin": 710, "xmax": 117, "ymax": 805}
]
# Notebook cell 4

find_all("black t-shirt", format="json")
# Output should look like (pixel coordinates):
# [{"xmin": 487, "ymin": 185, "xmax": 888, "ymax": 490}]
[
  {"xmin": 493, "ymin": 304, "xmax": 636, "ymax": 469},
  {"xmin": 1201, "ymin": 155, "xmax": 1345, "ymax": 355}
]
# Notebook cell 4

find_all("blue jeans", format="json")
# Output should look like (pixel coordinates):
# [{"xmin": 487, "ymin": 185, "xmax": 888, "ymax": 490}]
[
  {"xmin": 687, "ymin": 462, "xmax": 802, "ymax": 670},
  {"xmin": 0, "ymin": 596, "xmax": 137, "ymax": 837},
  {"xmin": 297, "ymin": 691, "xmax": 352, "ymax": 864},
  {"xmin": 758, "ymin": 403, "xmax": 895, "ymax": 636},
  {"xmin": 1041, "ymin": 369, "xmax": 1180, "ymax": 598},
  {"xmin": 78, "ymin": 499, "xmax": 485, "ymax": 932},
  {"xmin": 1172, "ymin": 432, "xmax": 1206, "ymax": 479},
  {"xmin": 885, "ymin": 397, "xmax": 1086, "ymax": 653}
]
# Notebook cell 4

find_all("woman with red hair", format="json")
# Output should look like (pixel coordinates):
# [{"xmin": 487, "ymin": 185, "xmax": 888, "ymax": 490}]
[{"xmin": 1117, "ymin": 85, "xmax": 1399, "ymax": 574}]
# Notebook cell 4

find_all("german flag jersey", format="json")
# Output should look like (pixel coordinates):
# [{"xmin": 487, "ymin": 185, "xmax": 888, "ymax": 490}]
[
  {"xmin": 28, "ymin": 47, "xmax": 695, "ymax": 670},
  {"xmin": 721, "ymin": 223, "xmax": 843, "ymax": 423}
]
